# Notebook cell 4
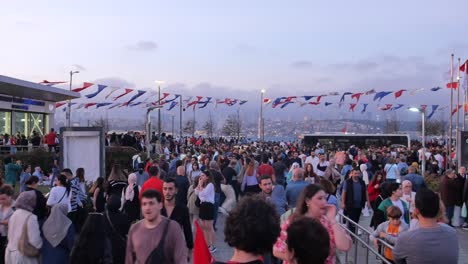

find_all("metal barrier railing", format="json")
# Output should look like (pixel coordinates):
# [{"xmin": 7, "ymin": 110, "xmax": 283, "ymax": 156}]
[{"xmin": 337, "ymin": 212, "xmax": 394, "ymax": 264}]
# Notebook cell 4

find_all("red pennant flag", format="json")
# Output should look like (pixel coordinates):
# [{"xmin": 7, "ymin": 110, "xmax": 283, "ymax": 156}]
[
  {"xmin": 157, "ymin": 92, "xmax": 170, "ymax": 104},
  {"xmin": 315, "ymin": 95, "xmax": 325, "ymax": 103},
  {"xmin": 84, "ymin": 103, "xmax": 97, "ymax": 109},
  {"xmin": 40, "ymin": 80, "xmax": 67, "ymax": 86},
  {"xmin": 308, "ymin": 101, "xmax": 320, "ymax": 105},
  {"xmin": 394, "ymin": 89, "xmax": 406, "ymax": 99},
  {"xmin": 446, "ymin": 82, "xmax": 458, "ymax": 89},
  {"xmin": 72, "ymin": 82, "xmax": 94, "ymax": 92},
  {"xmin": 460, "ymin": 60, "xmax": 467, "ymax": 73},
  {"xmin": 263, "ymin": 98, "xmax": 271, "ymax": 104},
  {"xmin": 114, "ymin": 88, "xmax": 134, "ymax": 101},
  {"xmin": 452, "ymin": 105, "xmax": 462, "ymax": 116},
  {"xmin": 349, "ymin": 103, "xmax": 357, "ymax": 112},
  {"xmin": 351, "ymin": 93, "xmax": 363, "ymax": 102},
  {"xmin": 55, "ymin": 102, "xmax": 66, "ymax": 108},
  {"xmin": 284, "ymin": 96, "xmax": 297, "ymax": 103},
  {"xmin": 193, "ymin": 221, "xmax": 214, "ymax": 264},
  {"xmin": 380, "ymin": 104, "xmax": 392, "ymax": 111}
]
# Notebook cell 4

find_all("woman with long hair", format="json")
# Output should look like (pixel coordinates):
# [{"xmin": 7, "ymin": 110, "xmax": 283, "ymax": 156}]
[
  {"xmin": 241, "ymin": 158, "xmax": 260, "ymax": 194},
  {"xmin": 274, "ymin": 184, "xmax": 352, "ymax": 264},
  {"xmin": 190, "ymin": 162, "xmax": 202, "ymax": 183},
  {"xmin": 75, "ymin": 168, "xmax": 87, "ymax": 195},
  {"xmin": 69, "ymin": 213, "xmax": 112, "ymax": 264},
  {"xmin": 47, "ymin": 174, "xmax": 71, "ymax": 212},
  {"xmin": 122, "ymin": 173, "xmax": 140, "ymax": 223},
  {"xmin": 41, "ymin": 204, "xmax": 75, "ymax": 264},
  {"xmin": 304, "ymin": 163, "xmax": 320, "ymax": 185},
  {"xmin": 195, "ymin": 170, "xmax": 217, "ymax": 253},
  {"xmin": 106, "ymin": 164, "xmax": 127, "ymax": 199},
  {"xmin": 92, "ymin": 177, "xmax": 106, "ymax": 213}
]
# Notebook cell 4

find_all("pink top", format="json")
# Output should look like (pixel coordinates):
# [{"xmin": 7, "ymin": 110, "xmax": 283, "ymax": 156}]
[{"xmin": 274, "ymin": 215, "xmax": 336, "ymax": 264}]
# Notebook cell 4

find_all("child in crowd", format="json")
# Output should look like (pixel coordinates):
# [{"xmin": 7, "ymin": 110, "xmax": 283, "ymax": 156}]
[{"xmin": 370, "ymin": 206, "xmax": 409, "ymax": 263}]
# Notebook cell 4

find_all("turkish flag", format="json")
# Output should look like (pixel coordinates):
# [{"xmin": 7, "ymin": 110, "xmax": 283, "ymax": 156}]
[
  {"xmin": 460, "ymin": 60, "xmax": 467, "ymax": 73},
  {"xmin": 193, "ymin": 221, "xmax": 214, "ymax": 264},
  {"xmin": 446, "ymin": 82, "xmax": 458, "ymax": 89},
  {"xmin": 394, "ymin": 89, "xmax": 406, "ymax": 98}
]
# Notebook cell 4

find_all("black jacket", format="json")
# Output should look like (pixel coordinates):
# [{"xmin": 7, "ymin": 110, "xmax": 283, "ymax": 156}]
[
  {"xmin": 344, "ymin": 178, "xmax": 367, "ymax": 210},
  {"xmin": 161, "ymin": 204, "xmax": 193, "ymax": 249}
]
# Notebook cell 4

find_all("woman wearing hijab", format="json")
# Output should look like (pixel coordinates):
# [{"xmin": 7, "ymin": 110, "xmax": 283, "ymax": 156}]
[
  {"xmin": 122, "ymin": 173, "xmax": 140, "ymax": 223},
  {"xmin": 105, "ymin": 195, "xmax": 130, "ymax": 264},
  {"xmin": 6, "ymin": 191, "xmax": 42, "ymax": 264},
  {"xmin": 106, "ymin": 164, "xmax": 127, "ymax": 199},
  {"xmin": 41, "ymin": 204, "xmax": 75, "ymax": 264}
]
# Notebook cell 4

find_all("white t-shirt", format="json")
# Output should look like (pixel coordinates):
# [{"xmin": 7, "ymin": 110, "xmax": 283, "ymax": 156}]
[{"xmin": 47, "ymin": 186, "xmax": 71, "ymax": 212}]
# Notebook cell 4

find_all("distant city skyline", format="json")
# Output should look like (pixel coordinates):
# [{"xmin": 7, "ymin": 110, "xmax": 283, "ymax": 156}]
[{"xmin": 1, "ymin": 1, "xmax": 468, "ymax": 121}]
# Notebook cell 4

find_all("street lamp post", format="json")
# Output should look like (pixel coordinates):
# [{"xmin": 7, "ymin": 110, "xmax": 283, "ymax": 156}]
[
  {"xmin": 146, "ymin": 106, "xmax": 159, "ymax": 157},
  {"xmin": 67, "ymin": 71, "xmax": 79, "ymax": 127},
  {"xmin": 410, "ymin": 107, "xmax": 426, "ymax": 176},
  {"xmin": 260, "ymin": 89, "xmax": 266, "ymax": 142},
  {"xmin": 155, "ymin": 80, "xmax": 164, "ymax": 139}
]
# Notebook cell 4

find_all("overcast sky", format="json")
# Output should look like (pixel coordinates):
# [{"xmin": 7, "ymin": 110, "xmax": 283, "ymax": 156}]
[{"xmin": 1, "ymin": 1, "xmax": 468, "ymax": 122}]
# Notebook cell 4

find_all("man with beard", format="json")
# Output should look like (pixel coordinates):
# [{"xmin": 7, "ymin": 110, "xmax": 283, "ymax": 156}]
[
  {"xmin": 161, "ymin": 178, "xmax": 193, "ymax": 257},
  {"xmin": 259, "ymin": 175, "xmax": 287, "ymax": 216}
]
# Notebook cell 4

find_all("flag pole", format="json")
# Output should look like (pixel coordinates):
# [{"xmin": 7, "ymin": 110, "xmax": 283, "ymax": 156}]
[
  {"xmin": 449, "ymin": 54, "xmax": 454, "ymax": 170},
  {"xmin": 457, "ymin": 58, "xmax": 461, "ymax": 169},
  {"xmin": 464, "ymin": 60, "xmax": 468, "ymax": 131}
]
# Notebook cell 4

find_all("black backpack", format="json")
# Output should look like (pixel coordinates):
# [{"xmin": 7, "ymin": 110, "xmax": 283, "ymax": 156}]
[{"xmin": 145, "ymin": 219, "xmax": 170, "ymax": 264}]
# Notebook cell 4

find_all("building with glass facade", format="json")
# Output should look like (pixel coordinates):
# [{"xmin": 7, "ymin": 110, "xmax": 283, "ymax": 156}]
[{"xmin": 0, "ymin": 75, "xmax": 80, "ymax": 137}]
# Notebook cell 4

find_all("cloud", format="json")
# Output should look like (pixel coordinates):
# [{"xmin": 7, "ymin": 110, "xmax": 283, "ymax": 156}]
[
  {"xmin": 127, "ymin": 41, "xmax": 158, "ymax": 51},
  {"xmin": 72, "ymin": 64, "xmax": 86, "ymax": 71},
  {"xmin": 290, "ymin": 60, "xmax": 313, "ymax": 69}
]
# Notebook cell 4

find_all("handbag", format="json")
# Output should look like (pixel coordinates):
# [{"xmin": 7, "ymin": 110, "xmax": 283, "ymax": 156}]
[{"xmin": 18, "ymin": 214, "xmax": 40, "ymax": 257}]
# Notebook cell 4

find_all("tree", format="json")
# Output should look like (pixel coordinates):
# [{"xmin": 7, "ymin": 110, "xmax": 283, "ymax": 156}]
[
  {"xmin": 203, "ymin": 113, "xmax": 216, "ymax": 137},
  {"xmin": 417, "ymin": 119, "xmax": 447, "ymax": 136},
  {"xmin": 183, "ymin": 119, "xmax": 196, "ymax": 137},
  {"xmin": 222, "ymin": 113, "xmax": 241, "ymax": 139},
  {"xmin": 92, "ymin": 118, "xmax": 109, "ymax": 132}
]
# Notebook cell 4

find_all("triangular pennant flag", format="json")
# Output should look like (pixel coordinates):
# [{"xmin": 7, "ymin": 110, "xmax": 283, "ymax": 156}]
[
  {"xmin": 430, "ymin": 87, "xmax": 442, "ymax": 92},
  {"xmin": 410, "ymin": 88, "xmax": 424, "ymax": 95},
  {"xmin": 104, "ymin": 87, "xmax": 121, "ymax": 99},
  {"xmin": 365, "ymin": 89, "xmax": 376, "ymax": 95},
  {"xmin": 226, "ymin": 98, "xmax": 238, "ymax": 106},
  {"xmin": 394, "ymin": 89, "xmax": 406, "ymax": 99},
  {"xmin": 126, "ymin": 90, "xmax": 147, "ymax": 105},
  {"xmin": 452, "ymin": 105, "xmax": 462, "ymax": 116},
  {"xmin": 108, "ymin": 103, "xmax": 121, "ymax": 109},
  {"xmin": 114, "ymin": 88, "xmax": 134, "ymax": 101},
  {"xmin": 198, "ymin": 97, "xmax": 212, "ymax": 109},
  {"xmin": 96, "ymin": 102, "xmax": 113, "ymax": 108},
  {"xmin": 325, "ymin": 102, "xmax": 333, "ymax": 106},
  {"xmin": 340, "ymin": 92, "xmax": 353, "ymax": 103},
  {"xmin": 75, "ymin": 103, "xmax": 86, "ymax": 109},
  {"xmin": 447, "ymin": 82, "xmax": 458, "ymax": 89},
  {"xmin": 391, "ymin": 104, "xmax": 404, "ymax": 110},
  {"xmin": 373, "ymin": 91, "xmax": 392, "ymax": 101},
  {"xmin": 72, "ymin": 82, "xmax": 94, "ymax": 93},
  {"xmin": 349, "ymin": 103, "xmax": 357, "ymax": 112},
  {"xmin": 129, "ymin": 102, "xmax": 143, "ymax": 107},
  {"xmin": 427, "ymin": 105, "xmax": 439, "ymax": 119},
  {"xmin": 351, "ymin": 93, "xmax": 364, "ymax": 103},
  {"xmin": 280, "ymin": 101, "xmax": 294, "ymax": 109},
  {"xmin": 85, "ymin": 84, "xmax": 108, "ymax": 99},
  {"xmin": 157, "ymin": 93, "xmax": 171, "ymax": 104},
  {"xmin": 303, "ymin": 96, "xmax": 314, "ymax": 101},
  {"xmin": 239, "ymin": 100, "xmax": 248, "ymax": 105},
  {"xmin": 272, "ymin": 97, "xmax": 285, "ymax": 108},
  {"xmin": 167, "ymin": 101, "xmax": 178, "ymax": 111},
  {"xmin": 308, "ymin": 101, "xmax": 320, "ymax": 105},
  {"xmin": 263, "ymin": 98, "xmax": 272, "ymax": 104},
  {"xmin": 284, "ymin": 96, "xmax": 297, "ymax": 103},
  {"xmin": 40, "ymin": 80, "xmax": 66, "ymax": 86},
  {"xmin": 84, "ymin": 103, "xmax": 97, "ymax": 109},
  {"xmin": 460, "ymin": 60, "xmax": 467, "ymax": 73},
  {"xmin": 164, "ymin": 94, "xmax": 181, "ymax": 103},
  {"xmin": 55, "ymin": 102, "xmax": 66, "ymax": 108},
  {"xmin": 379, "ymin": 104, "xmax": 392, "ymax": 110},
  {"xmin": 187, "ymin": 96, "xmax": 204, "ymax": 110},
  {"xmin": 361, "ymin": 103, "xmax": 368, "ymax": 113}
]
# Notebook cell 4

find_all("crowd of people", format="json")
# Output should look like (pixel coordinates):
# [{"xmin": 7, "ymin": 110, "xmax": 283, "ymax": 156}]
[{"xmin": 0, "ymin": 134, "xmax": 464, "ymax": 263}]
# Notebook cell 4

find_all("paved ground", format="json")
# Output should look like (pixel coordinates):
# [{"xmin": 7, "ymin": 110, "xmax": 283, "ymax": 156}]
[{"xmin": 197, "ymin": 213, "xmax": 468, "ymax": 264}]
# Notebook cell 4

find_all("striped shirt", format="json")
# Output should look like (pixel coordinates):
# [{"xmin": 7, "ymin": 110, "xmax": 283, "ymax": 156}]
[{"xmin": 69, "ymin": 177, "xmax": 87, "ymax": 212}]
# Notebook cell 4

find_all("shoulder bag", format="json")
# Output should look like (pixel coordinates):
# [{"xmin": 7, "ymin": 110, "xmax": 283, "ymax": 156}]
[{"xmin": 18, "ymin": 214, "xmax": 40, "ymax": 257}]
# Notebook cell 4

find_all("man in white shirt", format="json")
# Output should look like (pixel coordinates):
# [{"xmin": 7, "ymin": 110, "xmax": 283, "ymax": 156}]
[
  {"xmin": 305, "ymin": 151, "xmax": 319, "ymax": 173},
  {"xmin": 316, "ymin": 154, "xmax": 329, "ymax": 177},
  {"xmin": 434, "ymin": 151, "xmax": 444, "ymax": 170}
]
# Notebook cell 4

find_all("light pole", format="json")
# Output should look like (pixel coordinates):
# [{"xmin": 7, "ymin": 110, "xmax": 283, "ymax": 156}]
[
  {"xmin": 259, "ymin": 89, "xmax": 266, "ymax": 142},
  {"xmin": 146, "ymin": 106, "xmax": 159, "ymax": 157},
  {"xmin": 410, "ymin": 107, "xmax": 426, "ymax": 176},
  {"xmin": 67, "ymin": 70, "xmax": 79, "ymax": 127},
  {"xmin": 155, "ymin": 80, "xmax": 164, "ymax": 139}
]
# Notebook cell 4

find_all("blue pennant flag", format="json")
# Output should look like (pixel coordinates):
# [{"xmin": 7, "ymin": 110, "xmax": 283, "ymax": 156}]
[
  {"xmin": 96, "ymin": 102, "xmax": 113, "ymax": 108},
  {"xmin": 325, "ymin": 102, "xmax": 333, "ymax": 106},
  {"xmin": 391, "ymin": 104, "xmax": 405, "ymax": 111},
  {"xmin": 164, "ymin": 94, "xmax": 181, "ymax": 103},
  {"xmin": 430, "ymin": 87, "xmax": 442, "ymax": 92},
  {"xmin": 280, "ymin": 101, "xmax": 294, "ymax": 109},
  {"xmin": 427, "ymin": 105, "xmax": 439, "ymax": 119},
  {"xmin": 361, "ymin": 103, "xmax": 368, "ymax": 113},
  {"xmin": 340, "ymin": 92, "xmax": 353, "ymax": 103},
  {"xmin": 167, "ymin": 101, "xmax": 178, "ymax": 111},
  {"xmin": 239, "ymin": 100, "xmax": 248, "ymax": 105},
  {"xmin": 85, "ymin": 84, "xmax": 108, "ymax": 99},
  {"xmin": 303, "ymin": 96, "xmax": 314, "ymax": 101},
  {"xmin": 126, "ymin": 90, "xmax": 147, "ymax": 105},
  {"xmin": 373, "ymin": 91, "xmax": 392, "ymax": 101},
  {"xmin": 198, "ymin": 97, "xmax": 212, "ymax": 109}
]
